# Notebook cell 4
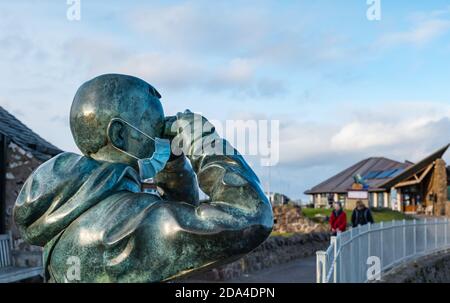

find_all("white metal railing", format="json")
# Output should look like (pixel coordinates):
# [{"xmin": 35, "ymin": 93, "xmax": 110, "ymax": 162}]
[{"xmin": 316, "ymin": 218, "xmax": 450, "ymax": 283}]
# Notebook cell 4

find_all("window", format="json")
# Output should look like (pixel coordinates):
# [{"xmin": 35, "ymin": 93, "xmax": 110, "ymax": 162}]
[
  {"xmin": 369, "ymin": 193, "xmax": 375, "ymax": 207},
  {"xmin": 377, "ymin": 193, "xmax": 384, "ymax": 208},
  {"xmin": 363, "ymin": 168, "xmax": 405, "ymax": 180},
  {"xmin": 363, "ymin": 171, "xmax": 381, "ymax": 179}
]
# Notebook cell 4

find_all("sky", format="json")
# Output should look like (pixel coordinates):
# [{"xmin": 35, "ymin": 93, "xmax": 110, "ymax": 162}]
[{"xmin": 1, "ymin": 0, "xmax": 450, "ymax": 201}]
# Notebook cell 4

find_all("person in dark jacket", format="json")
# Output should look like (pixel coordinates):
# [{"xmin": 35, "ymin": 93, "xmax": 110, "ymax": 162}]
[
  {"xmin": 329, "ymin": 202, "xmax": 347, "ymax": 236},
  {"xmin": 351, "ymin": 200, "xmax": 374, "ymax": 228}
]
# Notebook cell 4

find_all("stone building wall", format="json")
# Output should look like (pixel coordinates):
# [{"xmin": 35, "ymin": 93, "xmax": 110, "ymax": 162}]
[
  {"xmin": 5, "ymin": 141, "xmax": 44, "ymax": 267},
  {"xmin": 430, "ymin": 159, "xmax": 448, "ymax": 217}
]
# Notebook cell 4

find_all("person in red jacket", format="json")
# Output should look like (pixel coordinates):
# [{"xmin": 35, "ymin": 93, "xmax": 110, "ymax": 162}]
[{"xmin": 329, "ymin": 202, "xmax": 347, "ymax": 236}]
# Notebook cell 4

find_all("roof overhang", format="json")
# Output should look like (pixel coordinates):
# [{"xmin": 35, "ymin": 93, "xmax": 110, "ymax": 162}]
[{"xmin": 379, "ymin": 144, "xmax": 449, "ymax": 189}]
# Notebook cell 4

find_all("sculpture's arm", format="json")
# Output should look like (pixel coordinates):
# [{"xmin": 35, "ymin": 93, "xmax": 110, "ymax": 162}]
[
  {"xmin": 129, "ymin": 111, "xmax": 273, "ymax": 280},
  {"xmin": 154, "ymin": 155, "xmax": 199, "ymax": 206},
  {"xmin": 127, "ymin": 191, "xmax": 272, "ymax": 281}
]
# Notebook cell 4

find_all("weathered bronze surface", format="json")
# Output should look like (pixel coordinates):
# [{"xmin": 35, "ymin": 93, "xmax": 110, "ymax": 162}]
[{"xmin": 13, "ymin": 74, "xmax": 273, "ymax": 282}]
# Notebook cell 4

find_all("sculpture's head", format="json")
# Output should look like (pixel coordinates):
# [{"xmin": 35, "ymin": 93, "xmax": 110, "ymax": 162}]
[{"xmin": 70, "ymin": 74, "xmax": 165, "ymax": 168}]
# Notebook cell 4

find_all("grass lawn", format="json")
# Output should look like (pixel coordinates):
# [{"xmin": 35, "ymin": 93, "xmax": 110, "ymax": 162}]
[{"xmin": 302, "ymin": 207, "xmax": 413, "ymax": 225}]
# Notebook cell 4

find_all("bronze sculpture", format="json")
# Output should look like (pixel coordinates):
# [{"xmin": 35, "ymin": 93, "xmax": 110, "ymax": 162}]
[{"xmin": 13, "ymin": 74, "xmax": 273, "ymax": 282}]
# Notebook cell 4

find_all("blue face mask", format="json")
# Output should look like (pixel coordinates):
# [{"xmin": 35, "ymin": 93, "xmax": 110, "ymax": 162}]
[{"xmin": 108, "ymin": 118, "xmax": 171, "ymax": 182}]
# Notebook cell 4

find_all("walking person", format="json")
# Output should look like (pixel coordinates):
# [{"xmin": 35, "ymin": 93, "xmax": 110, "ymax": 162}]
[
  {"xmin": 329, "ymin": 202, "xmax": 347, "ymax": 236},
  {"xmin": 351, "ymin": 200, "xmax": 374, "ymax": 228}
]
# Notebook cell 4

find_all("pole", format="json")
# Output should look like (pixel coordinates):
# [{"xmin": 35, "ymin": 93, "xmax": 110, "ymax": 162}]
[
  {"xmin": 435, "ymin": 218, "xmax": 438, "ymax": 249},
  {"xmin": 316, "ymin": 251, "xmax": 327, "ymax": 283},
  {"xmin": 267, "ymin": 140, "xmax": 271, "ymax": 203},
  {"xmin": 350, "ymin": 228, "xmax": 354, "ymax": 282},
  {"xmin": 424, "ymin": 218, "xmax": 428, "ymax": 252},
  {"xmin": 331, "ymin": 236, "xmax": 337, "ymax": 283},
  {"xmin": 392, "ymin": 220, "xmax": 396, "ymax": 262},
  {"xmin": 403, "ymin": 219, "xmax": 406, "ymax": 258},
  {"xmin": 368, "ymin": 223, "xmax": 371, "ymax": 259},
  {"xmin": 413, "ymin": 219, "xmax": 417, "ymax": 255},
  {"xmin": 445, "ymin": 218, "xmax": 449, "ymax": 246},
  {"xmin": 380, "ymin": 221, "xmax": 384, "ymax": 270}
]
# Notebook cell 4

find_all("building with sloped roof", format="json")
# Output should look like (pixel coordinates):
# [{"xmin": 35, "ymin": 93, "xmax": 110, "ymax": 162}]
[
  {"xmin": 0, "ymin": 106, "xmax": 61, "ymax": 161},
  {"xmin": 305, "ymin": 144, "xmax": 449, "ymax": 216},
  {"xmin": 0, "ymin": 106, "xmax": 62, "ymax": 267}
]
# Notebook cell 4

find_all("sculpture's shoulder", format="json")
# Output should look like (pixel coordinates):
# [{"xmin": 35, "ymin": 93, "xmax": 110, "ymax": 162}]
[
  {"xmin": 32, "ymin": 152, "xmax": 100, "ymax": 178},
  {"xmin": 14, "ymin": 151, "xmax": 141, "ymax": 247}
]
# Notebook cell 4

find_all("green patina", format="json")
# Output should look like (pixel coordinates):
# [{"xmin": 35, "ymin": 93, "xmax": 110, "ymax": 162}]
[{"xmin": 14, "ymin": 74, "xmax": 273, "ymax": 283}]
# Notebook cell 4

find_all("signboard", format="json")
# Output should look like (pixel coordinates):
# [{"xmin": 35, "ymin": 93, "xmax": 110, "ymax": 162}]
[{"xmin": 348, "ymin": 191, "xmax": 368, "ymax": 199}]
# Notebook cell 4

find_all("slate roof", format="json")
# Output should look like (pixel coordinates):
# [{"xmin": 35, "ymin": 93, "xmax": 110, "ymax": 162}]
[
  {"xmin": 305, "ymin": 144, "xmax": 450, "ymax": 195},
  {"xmin": 305, "ymin": 157, "xmax": 412, "ymax": 194},
  {"xmin": 0, "ymin": 106, "xmax": 62, "ymax": 161}
]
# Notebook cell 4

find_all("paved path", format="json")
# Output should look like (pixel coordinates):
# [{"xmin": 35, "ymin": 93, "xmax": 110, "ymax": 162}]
[{"xmin": 227, "ymin": 256, "xmax": 316, "ymax": 283}]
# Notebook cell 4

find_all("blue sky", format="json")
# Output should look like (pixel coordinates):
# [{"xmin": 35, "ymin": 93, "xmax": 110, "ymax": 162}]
[{"xmin": 1, "ymin": 0, "xmax": 450, "ymax": 201}]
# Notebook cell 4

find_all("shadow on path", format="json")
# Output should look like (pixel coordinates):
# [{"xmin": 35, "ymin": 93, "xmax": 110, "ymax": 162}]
[{"xmin": 227, "ymin": 256, "xmax": 316, "ymax": 283}]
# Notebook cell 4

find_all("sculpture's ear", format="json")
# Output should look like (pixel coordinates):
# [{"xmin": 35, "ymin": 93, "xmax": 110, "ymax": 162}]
[
  {"xmin": 107, "ymin": 119, "xmax": 126, "ymax": 150},
  {"xmin": 149, "ymin": 85, "xmax": 162, "ymax": 99}
]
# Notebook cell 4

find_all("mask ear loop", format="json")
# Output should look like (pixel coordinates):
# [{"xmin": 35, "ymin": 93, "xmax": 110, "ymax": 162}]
[{"xmin": 106, "ymin": 117, "xmax": 156, "ymax": 160}]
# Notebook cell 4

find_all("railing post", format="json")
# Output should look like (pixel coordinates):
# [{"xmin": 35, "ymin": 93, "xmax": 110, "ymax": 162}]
[
  {"xmin": 435, "ymin": 218, "xmax": 438, "ymax": 249},
  {"xmin": 392, "ymin": 220, "xmax": 396, "ymax": 261},
  {"xmin": 368, "ymin": 223, "xmax": 371, "ymax": 258},
  {"xmin": 445, "ymin": 218, "xmax": 449, "ymax": 246},
  {"xmin": 424, "ymin": 218, "xmax": 428, "ymax": 252},
  {"xmin": 358, "ymin": 228, "xmax": 362, "ymax": 282},
  {"xmin": 380, "ymin": 221, "xmax": 384, "ymax": 269},
  {"xmin": 316, "ymin": 251, "xmax": 327, "ymax": 283},
  {"xmin": 413, "ymin": 219, "xmax": 417, "ymax": 255},
  {"xmin": 331, "ymin": 236, "xmax": 338, "ymax": 283},
  {"xmin": 402, "ymin": 219, "xmax": 406, "ymax": 258},
  {"xmin": 350, "ymin": 228, "xmax": 354, "ymax": 283}
]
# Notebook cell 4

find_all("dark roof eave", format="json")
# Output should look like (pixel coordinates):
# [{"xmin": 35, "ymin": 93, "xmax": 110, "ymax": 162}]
[
  {"xmin": 379, "ymin": 143, "xmax": 450, "ymax": 189},
  {"xmin": 304, "ymin": 190, "xmax": 349, "ymax": 195},
  {"xmin": 0, "ymin": 106, "xmax": 63, "ymax": 158},
  {"xmin": 305, "ymin": 188, "xmax": 389, "ymax": 195}
]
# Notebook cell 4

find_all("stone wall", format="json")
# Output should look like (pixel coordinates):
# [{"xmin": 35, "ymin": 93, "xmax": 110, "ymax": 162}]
[
  {"xmin": 272, "ymin": 205, "xmax": 327, "ymax": 233},
  {"xmin": 430, "ymin": 159, "xmax": 448, "ymax": 216},
  {"xmin": 380, "ymin": 249, "xmax": 450, "ymax": 283},
  {"xmin": 5, "ymin": 142, "xmax": 44, "ymax": 267},
  {"xmin": 178, "ymin": 232, "xmax": 330, "ymax": 282}
]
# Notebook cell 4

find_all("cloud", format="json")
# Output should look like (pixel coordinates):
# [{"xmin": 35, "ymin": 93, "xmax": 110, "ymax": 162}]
[
  {"xmin": 236, "ymin": 101, "xmax": 450, "ymax": 200},
  {"xmin": 2, "ymin": 2, "xmax": 450, "ymax": 201},
  {"xmin": 125, "ymin": 1, "xmax": 366, "ymax": 91},
  {"xmin": 379, "ymin": 19, "xmax": 450, "ymax": 47},
  {"xmin": 63, "ymin": 35, "xmax": 288, "ymax": 98},
  {"xmin": 280, "ymin": 101, "xmax": 450, "ymax": 165},
  {"xmin": 127, "ymin": 2, "xmax": 270, "ymax": 54},
  {"xmin": 377, "ymin": 8, "xmax": 450, "ymax": 48}
]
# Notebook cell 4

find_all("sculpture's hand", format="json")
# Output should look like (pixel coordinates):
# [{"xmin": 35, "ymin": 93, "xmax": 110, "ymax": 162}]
[
  {"xmin": 165, "ymin": 109, "xmax": 212, "ymax": 136},
  {"xmin": 161, "ymin": 115, "xmax": 182, "ymax": 162},
  {"xmin": 156, "ymin": 113, "xmax": 199, "ymax": 205},
  {"xmin": 162, "ymin": 115, "xmax": 178, "ymax": 139}
]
